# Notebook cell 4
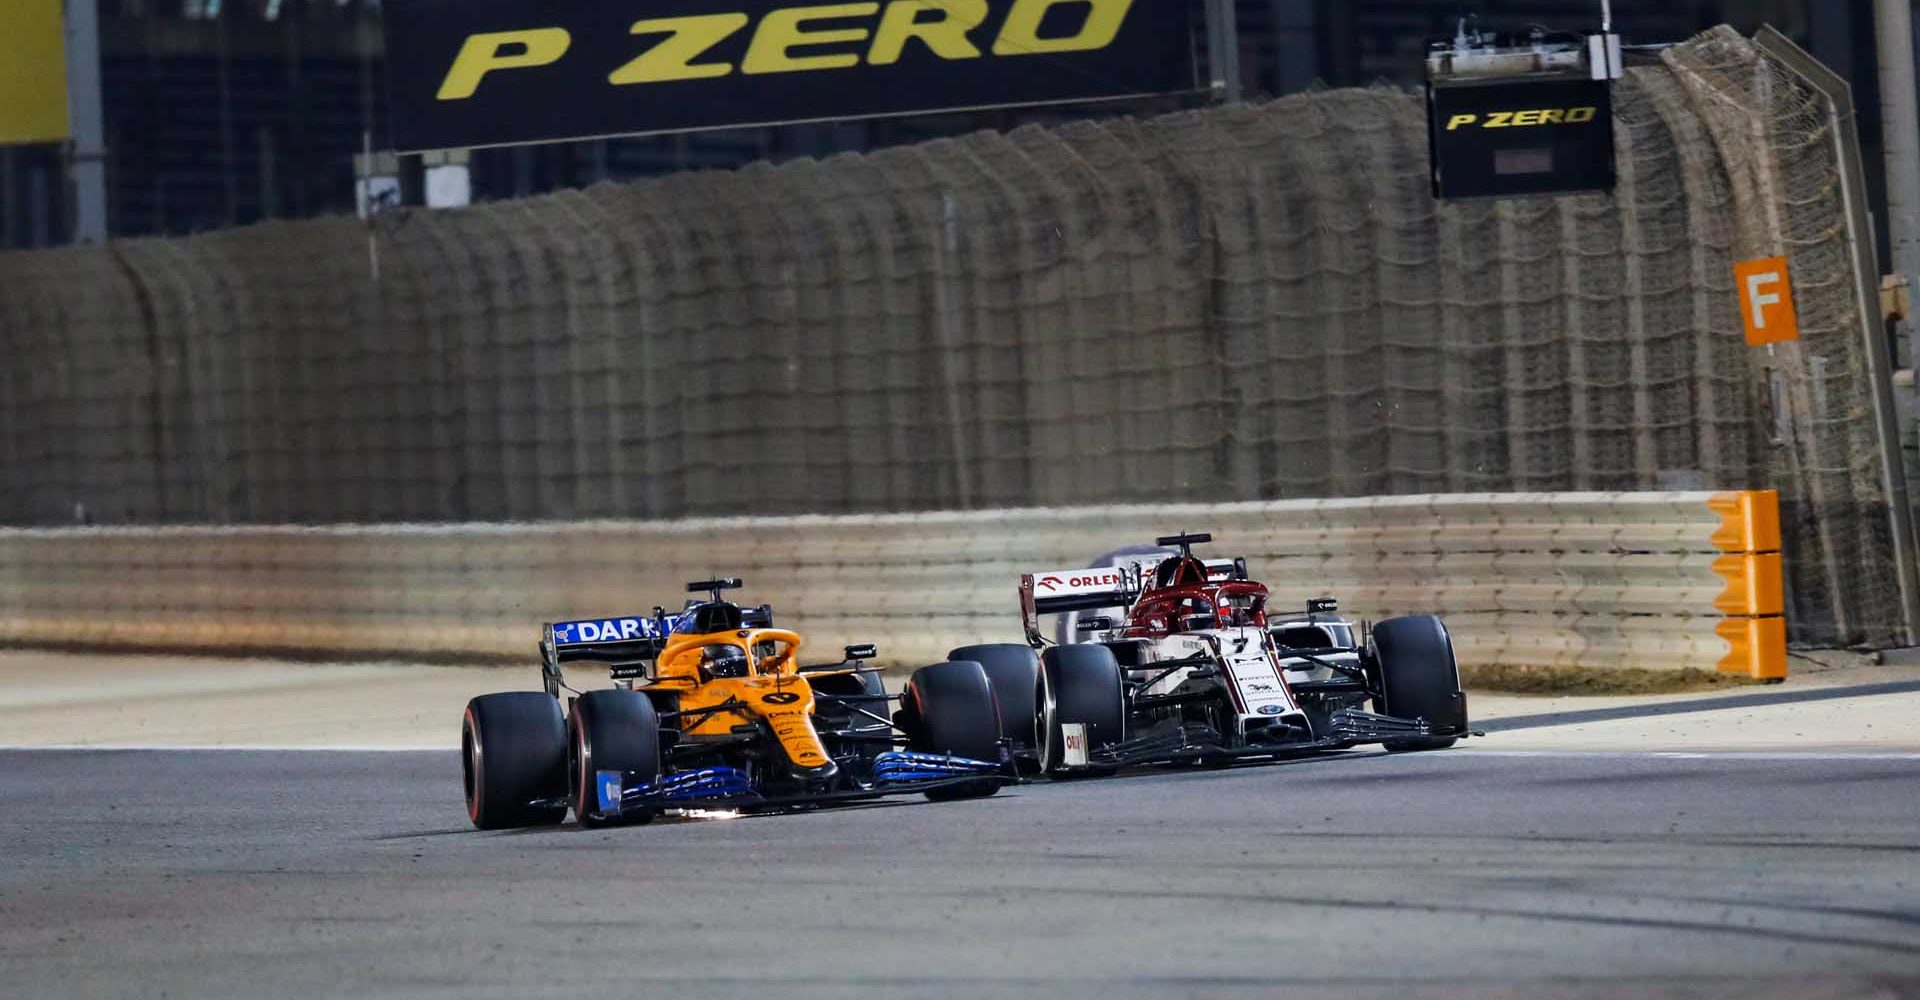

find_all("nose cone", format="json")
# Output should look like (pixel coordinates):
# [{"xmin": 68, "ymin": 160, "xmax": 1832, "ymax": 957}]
[{"xmin": 789, "ymin": 758, "xmax": 839, "ymax": 783}]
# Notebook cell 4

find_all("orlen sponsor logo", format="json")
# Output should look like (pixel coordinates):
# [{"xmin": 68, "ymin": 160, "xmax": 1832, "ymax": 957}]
[{"xmin": 1034, "ymin": 571, "xmax": 1123, "ymax": 592}]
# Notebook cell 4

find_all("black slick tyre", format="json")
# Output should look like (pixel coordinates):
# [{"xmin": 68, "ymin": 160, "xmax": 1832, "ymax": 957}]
[
  {"xmin": 1039, "ymin": 645, "xmax": 1127, "ymax": 778},
  {"xmin": 569, "ymin": 689, "xmax": 663, "ymax": 827},
  {"xmin": 462, "ymin": 692, "xmax": 569, "ymax": 830},
  {"xmin": 903, "ymin": 660, "xmax": 1004, "ymax": 801},
  {"xmin": 1371, "ymin": 614, "xmax": 1468, "ymax": 752},
  {"xmin": 948, "ymin": 643, "xmax": 1047, "ymax": 775}
]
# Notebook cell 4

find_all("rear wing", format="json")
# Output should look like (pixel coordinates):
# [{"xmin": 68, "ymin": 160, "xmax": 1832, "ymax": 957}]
[
  {"xmin": 539, "ymin": 612, "xmax": 683, "ymax": 693},
  {"xmin": 550, "ymin": 614, "xmax": 676, "ymax": 657},
  {"xmin": 1018, "ymin": 556, "xmax": 1249, "ymax": 645},
  {"xmin": 1020, "ymin": 566, "xmax": 1136, "ymax": 647}
]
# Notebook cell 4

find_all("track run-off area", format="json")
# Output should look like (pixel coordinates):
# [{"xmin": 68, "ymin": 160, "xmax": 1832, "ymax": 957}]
[{"xmin": 1, "ymin": 651, "xmax": 1917, "ymax": 999}]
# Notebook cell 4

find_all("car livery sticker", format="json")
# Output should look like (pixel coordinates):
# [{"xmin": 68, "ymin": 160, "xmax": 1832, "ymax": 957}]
[
  {"xmin": 552, "ymin": 615, "xmax": 676, "ymax": 645},
  {"xmin": 768, "ymin": 710, "xmax": 830, "ymax": 769},
  {"xmin": 1221, "ymin": 639, "xmax": 1297, "ymax": 717},
  {"xmin": 596, "ymin": 770, "xmax": 624, "ymax": 813},
  {"xmin": 1030, "ymin": 569, "xmax": 1128, "ymax": 596}
]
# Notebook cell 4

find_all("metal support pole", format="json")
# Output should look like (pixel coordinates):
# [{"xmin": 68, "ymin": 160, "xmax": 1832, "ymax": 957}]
[
  {"xmin": 1877, "ymin": 0, "xmax": 1920, "ymax": 373},
  {"xmin": 257, "ymin": 127, "xmax": 277, "ymax": 219},
  {"xmin": 362, "ymin": 130, "xmax": 380, "ymax": 283},
  {"xmin": 1, "ymin": 148, "xmax": 14, "ymax": 246},
  {"xmin": 217, "ymin": 1, "xmax": 238, "ymax": 226},
  {"xmin": 1204, "ymin": 0, "xmax": 1241, "ymax": 102},
  {"xmin": 64, "ymin": 0, "xmax": 108, "ymax": 243},
  {"xmin": 357, "ymin": 4, "xmax": 377, "ymax": 176},
  {"xmin": 1269, "ymin": 0, "xmax": 1318, "ymax": 95}
]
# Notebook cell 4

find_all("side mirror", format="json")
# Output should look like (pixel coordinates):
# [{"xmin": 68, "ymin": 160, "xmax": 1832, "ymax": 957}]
[
  {"xmin": 1075, "ymin": 616, "xmax": 1114, "ymax": 632},
  {"xmin": 844, "ymin": 643, "xmax": 877, "ymax": 661},
  {"xmin": 1307, "ymin": 597, "xmax": 1338, "ymax": 614}
]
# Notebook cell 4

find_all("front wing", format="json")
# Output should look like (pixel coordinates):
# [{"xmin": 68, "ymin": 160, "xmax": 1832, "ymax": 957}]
[
  {"xmin": 584, "ymin": 750, "xmax": 1011, "ymax": 821},
  {"xmin": 1070, "ymin": 708, "xmax": 1472, "ymax": 771}
]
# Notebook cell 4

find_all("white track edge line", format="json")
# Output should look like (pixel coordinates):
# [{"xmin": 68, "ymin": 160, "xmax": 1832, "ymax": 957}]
[{"xmin": 1453, "ymin": 748, "xmax": 1920, "ymax": 760}]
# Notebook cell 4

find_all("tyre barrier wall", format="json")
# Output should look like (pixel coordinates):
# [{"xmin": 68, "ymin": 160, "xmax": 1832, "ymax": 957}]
[
  {"xmin": 0, "ymin": 491, "xmax": 1785, "ymax": 678},
  {"xmin": 0, "ymin": 29, "xmax": 1905, "ymax": 654}
]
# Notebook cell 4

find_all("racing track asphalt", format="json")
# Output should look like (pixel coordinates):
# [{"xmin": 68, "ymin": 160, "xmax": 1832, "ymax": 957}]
[{"xmin": 1, "ymin": 748, "xmax": 1916, "ymax": 1000}]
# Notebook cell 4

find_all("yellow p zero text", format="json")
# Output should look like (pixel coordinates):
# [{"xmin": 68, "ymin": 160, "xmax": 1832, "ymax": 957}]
[
  {"xmin": 1445, "ymin": 106, "xmax": 1600, "ymax": 131},
  {"xmin": 434, "ymin": 0, "xmax": 1137, "ymax": 98},
  {"xmin": 437, "ymin": 28, "xmax": 573, "ymax": 99}
]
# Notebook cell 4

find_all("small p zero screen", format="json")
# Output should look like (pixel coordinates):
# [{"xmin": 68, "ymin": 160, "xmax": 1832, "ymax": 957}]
[
  {"xmin": 1493, "ymin": 147, "xmax": 1554, "ymax": 176},
  {"xmin": 382, "ymin": 0, "xmax": 1199, "ymax": 152},
  {"xmin": 1428, "ymin": 76, "xmax": 1615, "ymax": 199}
]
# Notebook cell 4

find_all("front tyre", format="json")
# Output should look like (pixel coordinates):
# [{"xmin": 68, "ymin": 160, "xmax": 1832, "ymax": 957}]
[
  {"xmin": 569, "ymin": 689, "xmax": 663, "ymax": 827},
  {"xmin": 949, "ymin": 643, "xmax": 1047, "ymax": 775},
  {"xmin": 1039, "ymin": 645, "xmax": 1127, "ymax": 778},
  {"xmin": 462, "ymin": 692, "xmax": 569, "ymax": 830},
  {"xmin": 903, "ymin": 660, "xmax": 1004, "ymax": 801},
  {"xmin": 1371, "ymin": 614, "xmax": 1468, "ymax": 752}
]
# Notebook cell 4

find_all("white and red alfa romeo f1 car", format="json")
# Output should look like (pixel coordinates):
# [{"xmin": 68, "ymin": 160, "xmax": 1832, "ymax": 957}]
[{"xmin": 948, "ymin": 533, "xmax": 1473, "ymax": 776}]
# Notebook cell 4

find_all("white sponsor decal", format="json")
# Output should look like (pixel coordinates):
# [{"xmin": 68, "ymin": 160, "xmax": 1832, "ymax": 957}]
[
  {"xmin": 555, "ymin": 617, "xmax": 652, "ymax": 643},
  {"xmin": 1062, "ymin": 723, "xmax": 1090, "ymax": 767},
  {"xmin": 1223, "ymin": 641, "xmax": 1296, "ymax": 715},
  {"xmin": 1033, "ymin": 571, "xmax": 1125, "ymax": 594}
]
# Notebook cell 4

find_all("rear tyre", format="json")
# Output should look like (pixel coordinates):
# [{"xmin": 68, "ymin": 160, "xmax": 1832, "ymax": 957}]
[
  {"xmin": 569, "ymin": 689, "xmax": 663, "ymax": 827},
  {"xmin": 903, "ymin": 660, "xmax": 1004, "ymax": 801},
  {"xmin": 1371, "ymin": 614, "xmax": 1468, "ymax": 752},
  {"xmin": 949, "ymin": 643, "xmax": 1047, "ymax": 775},
  {"xmin": 462, "ymin": 692, "xmax": 569, "ymax": 830},
  {"xmin": 1039, "ymin": 645, "xmax": 1127, "ymax": 778}
]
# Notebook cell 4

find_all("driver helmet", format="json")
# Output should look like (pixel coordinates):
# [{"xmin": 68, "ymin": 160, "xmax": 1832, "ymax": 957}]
[
  {"xmin": 1177, "ymin": 596, "xmax": 1217, "ymax": 627},
  {"xmin": 701, "ymin": 644, "xmax": 750, "ymax": 679}
]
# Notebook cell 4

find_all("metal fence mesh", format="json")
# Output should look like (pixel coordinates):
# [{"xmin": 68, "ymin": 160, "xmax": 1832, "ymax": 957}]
[
  {"xmin": 0, "ymin": 27, "xmax": 1903, "ymax": 647},
  {"xmin": 1661, "ymin": 29, "xmax": 1908, "ymax": 648}
]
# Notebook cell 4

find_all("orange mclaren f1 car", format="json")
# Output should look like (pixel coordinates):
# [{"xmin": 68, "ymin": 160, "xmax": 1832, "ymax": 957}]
[{"xmin": 460, "ymin": 579, "xmax": 1011, "ymax": 829}]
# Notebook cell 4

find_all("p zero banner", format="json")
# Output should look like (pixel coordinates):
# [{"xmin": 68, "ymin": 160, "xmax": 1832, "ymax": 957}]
[
  {"xmin": 0, "ymin": 0, "xmax": 71, "ymax": 145},
  {"xmin": 1427, "ymin": 76, "xmax": 1615, "ymax": 200},
  {"xmin": 383, "ymin": 0, "xmax": 1198, "ymax": 152}
]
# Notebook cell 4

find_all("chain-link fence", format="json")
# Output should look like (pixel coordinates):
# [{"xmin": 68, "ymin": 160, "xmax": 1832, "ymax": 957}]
[
  {"xmin": 0, "ymin": 27, "xmax": 1905, "ymax": 648},
  {"xmin": 1660, "ymin": 28, "xmax": 1913, "ymax": 650}
]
